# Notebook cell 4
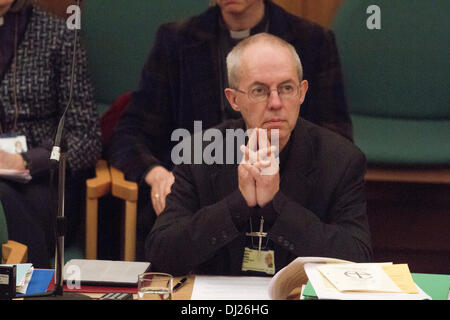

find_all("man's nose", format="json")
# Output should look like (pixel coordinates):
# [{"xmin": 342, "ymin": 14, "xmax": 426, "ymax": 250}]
[{"xmin": 267, "ymin": 89, "xmax": 282, "ymax": 109}]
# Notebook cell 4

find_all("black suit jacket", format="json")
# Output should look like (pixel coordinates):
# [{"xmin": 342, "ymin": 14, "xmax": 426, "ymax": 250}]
[
  {"xmin": 145, "ymin": 119, "xmax": 371, "ymax": 276},
  {"xmin": 108, "ymin": 1, "xmax": 352, "ymax": 183}
]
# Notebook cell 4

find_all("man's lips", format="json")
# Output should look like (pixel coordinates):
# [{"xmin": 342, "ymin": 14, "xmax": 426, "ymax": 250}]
[{"xmin": 264, "ymin": 119, "xmax": 285, "ymax": 125}]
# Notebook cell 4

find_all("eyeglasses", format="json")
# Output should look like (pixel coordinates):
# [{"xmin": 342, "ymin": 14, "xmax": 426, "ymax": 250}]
[{"xmin": 234, "ymin": 82, "xmax": 300, "ymax": 102}]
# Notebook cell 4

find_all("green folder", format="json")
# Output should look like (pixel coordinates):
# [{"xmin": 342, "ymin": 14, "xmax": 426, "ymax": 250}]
[
  {"xmin": 302, "ymin": 281, "xmax": 318, "ymax": 300},
  {"xmin": 302, "ymin": 273, "xmax": 450, "ymax": 300},
  {"xmin": 412, "ymin": 273, "xmax": 450, "ymax": 301}
]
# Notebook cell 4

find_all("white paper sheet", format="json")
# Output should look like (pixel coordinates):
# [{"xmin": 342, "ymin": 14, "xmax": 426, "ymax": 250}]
[{"xmin": 190, "ymin": 276, "xmax": 272, "ymax": 300}]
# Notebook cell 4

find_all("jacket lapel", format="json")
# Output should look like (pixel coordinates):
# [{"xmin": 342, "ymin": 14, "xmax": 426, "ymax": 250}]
[{"xmin": 279, "ymin": 119, "xmax": 317, "ymax": 208}]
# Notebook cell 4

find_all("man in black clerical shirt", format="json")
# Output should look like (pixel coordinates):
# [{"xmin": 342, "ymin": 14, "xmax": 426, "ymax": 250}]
[{"xmin": 145, "ymin": 33, "xmax": 371, "ymax": 276}]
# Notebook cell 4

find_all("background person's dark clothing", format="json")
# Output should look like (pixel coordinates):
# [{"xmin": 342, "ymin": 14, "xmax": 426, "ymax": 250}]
[{"xmin": 0, "ymin": 7, "xmax": 101, "ymax": 267}]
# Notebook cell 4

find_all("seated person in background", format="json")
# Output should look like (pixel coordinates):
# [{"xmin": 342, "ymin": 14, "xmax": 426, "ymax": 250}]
[
  {"xmin": 0, "ymin": 0, "xmax": 101, "ymax": 267},
  {"xmin": 108, "ymin": 0, "xmax": 353, "ymax": 260},
  {"xmin": 145, "ymin": 33, "xmax": 371, "ymax": 276}
]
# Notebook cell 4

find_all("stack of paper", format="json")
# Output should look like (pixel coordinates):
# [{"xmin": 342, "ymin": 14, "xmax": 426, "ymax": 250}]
[
  {"xmin": 304, "ymin": 262, "xmax": 431, "ymax": 300},
  {"xmin": 268, "ymin": 257, "xmax": 432, "ymax": 300},
  {"xmin": 0, "ymin": 263, "xmax": 34, "ymax": 294},
  {"xmin": 16, "ymin": 264, "xmax": 34, "ymax": 294}
]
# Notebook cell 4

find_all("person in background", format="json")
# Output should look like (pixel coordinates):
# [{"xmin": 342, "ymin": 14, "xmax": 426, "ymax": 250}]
[
  {"xmin": 108, "ymin": 0, "xmax": 352, "ymax": 260},
  {"xmin": 146, "ymin": 33, "xmax": 371, "ymax": 276},
  {"xmin": 0, "ymin": 0, "xmax": 101, "ymax": 267}
]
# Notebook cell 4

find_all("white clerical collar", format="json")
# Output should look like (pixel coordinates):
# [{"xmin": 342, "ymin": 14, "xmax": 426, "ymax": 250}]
[
  {"xmin": 229, "ymin": 29, "xmax": 250, "ymax": 40},
  {"xmin": 0, "ymin": 16, "xmax": 4, "ymax": 27}
]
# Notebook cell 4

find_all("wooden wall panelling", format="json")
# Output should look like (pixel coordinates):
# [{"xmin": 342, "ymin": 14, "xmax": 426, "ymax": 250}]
[
  {"xmin": 33, "ymin": 0, "xmax": 79, "ymax": 17},
  {"xmin": 273, "ymin": 0, "xmax": 343, "ymax": 28},
  {"xmin": 35, "ymin": 0, "xmax": 344, "ymax": 28}
]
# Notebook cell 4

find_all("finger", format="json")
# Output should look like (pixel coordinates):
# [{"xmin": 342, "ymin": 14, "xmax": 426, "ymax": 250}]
[
  {"xmin": 151, "ymin": 187, "xmax": 164, "ymax": 214},
  {"xmin": 260, "ymin": 157, "xmax": 280, "ymax": 176},
  {"xmin": 253, "ymin": 160, "xmax": 272, "ymax": 170},
  {"xmin": 241, "ymin": 145, "xmax": 258, "ymax": 165},
  {"xmin": 155, "ymin": 198, "xmax": 164, "ymax": 215},
  {"xmin": 160, "ymin": 195, "xmax": 166, "ymax": 215},
  {"xmin": 164, "ymin": 173, "xmax": 175, "ymax": 194},
  {"xmin": 258, "ymin": 128, "xmax": 270, "ymax": 151},
  {"xmin": 161, "ymin": 180, "xmax": 174, "ymax": 211},
  {"xmin": 241, "ymin": 163, "xmax": 261, "ymax": 181},
  {"xmin": 150, "ymin": 191, "xmax": 161, "ymax": 215},
  {"xmin": 247, "ymin": 128, "xmax": 258, "ymax": 164},
  {"xmin": 255, "ymin": 146, "xmax": 275, "ymax": 163},
  {"xmin": 269, "ymin": 129, "xmax": 280, "ymax": 157},
  {"xmin": 154, "ymin": 205, "xmax": 163, "ymax": 216},
  {"xmin": 238, "ymin": 163, "xmax": 253, "ymax": 182},
  {"xmin": 247, "ymin": 128, "xmax": 258, "ymax": 151},
  {"xmin": 257, "ymin": 145, "xmax": 276, "ymax": 162},
  {"xmin": 164, "ymin": 181, "xmax": 173, "ymax": 197},
  {"xmin": 240, "ymin": 145, "xmax": 249, "ymax": 163}
]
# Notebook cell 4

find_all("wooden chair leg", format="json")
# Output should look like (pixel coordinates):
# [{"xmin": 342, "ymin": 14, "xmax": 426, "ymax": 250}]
[
  {"xmin": 110, "ymin": 166, "xmax": 138, "ymax": 261},
  {"xmin": 85, "ymin": 197, "xmax": 98, "ymax": 259},
  {"xmin": 123, "ymin": 200, "xmax": 137, "ymax": 261},
  {"xmin": 85, "ymin": 160, "xmax": 111, "ymax": 260}
]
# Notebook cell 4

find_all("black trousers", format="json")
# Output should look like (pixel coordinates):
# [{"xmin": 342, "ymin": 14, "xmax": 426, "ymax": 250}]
[{"xmin": 0, "ymin": 171, "xmax": 87, "ymax": 268}]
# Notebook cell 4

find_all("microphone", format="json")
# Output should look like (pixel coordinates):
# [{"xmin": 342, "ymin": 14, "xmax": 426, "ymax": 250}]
[
  {"xmin": 48, "ymin": 0, "xmax": 80, "ymax": 297},
  {"xmin": 23, "ymin": 0, "xmax": 89, "ymax": 300}
]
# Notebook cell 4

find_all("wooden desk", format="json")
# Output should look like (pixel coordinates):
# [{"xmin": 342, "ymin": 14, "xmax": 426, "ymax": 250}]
[
  {"xmin": 84, "ymin": 276, "xmax": 195, "ymax": 300},
  {"xmin": 85, "ymin": 275, "xmax": 300, "ymax": 300}
]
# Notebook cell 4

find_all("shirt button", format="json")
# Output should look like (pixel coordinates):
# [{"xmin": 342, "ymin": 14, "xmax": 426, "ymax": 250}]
[
  {"xmin": 211, "ymin": 237, "xmax": 217, "ymax": 245},
  {"xmin": 221, "ymin": 231, "xmax": 228, "ymax": 240},
  {"xmin": 289, "ymin": 243, "xmax": 295, "ymax": 251},
  {"xmin": 283, "ymin": 240, "xmax": 290, "ymax": 247},
  {"xmin": 278, "ymin": 236, "xmax": 284, "ymax": 243}
]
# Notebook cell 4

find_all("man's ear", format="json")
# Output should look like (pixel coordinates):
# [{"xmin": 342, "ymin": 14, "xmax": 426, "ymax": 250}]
[
  {"xmin": 298, "ymin": 80, "xmax": 309, "ymax": 105},
  {"xmin": 224, "ymin": 88, "xmax": 240, "ymax": 112}
]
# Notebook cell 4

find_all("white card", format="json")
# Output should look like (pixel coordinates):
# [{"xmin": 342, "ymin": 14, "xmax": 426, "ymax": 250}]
[
  {"xmin": 0, "ymin": 135, "xmax": 28, "ymax": 154},
  {"xmin": 318, "ymin": 264, "xmax": 402, "ymax": 293}
]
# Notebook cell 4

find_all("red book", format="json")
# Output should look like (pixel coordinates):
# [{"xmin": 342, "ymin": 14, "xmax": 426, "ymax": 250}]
[{"xmin": 47, "ymin": 276, "xmax": 138, "ymax": 294}]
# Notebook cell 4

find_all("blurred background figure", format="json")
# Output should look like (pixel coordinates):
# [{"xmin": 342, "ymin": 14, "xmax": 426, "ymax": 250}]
[{"xmin": 0, "ymin": 0, "xmax": 101, "ymax": 267}]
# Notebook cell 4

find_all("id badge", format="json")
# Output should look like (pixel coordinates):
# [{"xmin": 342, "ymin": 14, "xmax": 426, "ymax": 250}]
[
  {"xmin": 0, "ymin": 135, "xmax": 28, "ymax": 154},
  {"xmin": 241, "ymin": 247, "xmax": 275, "ymax": 275}
]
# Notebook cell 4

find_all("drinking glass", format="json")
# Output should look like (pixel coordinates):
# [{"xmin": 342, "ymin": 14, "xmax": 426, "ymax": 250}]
[{"xmin": 137, "ymin": 272, "xmax": 173, "ymax": 300}]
